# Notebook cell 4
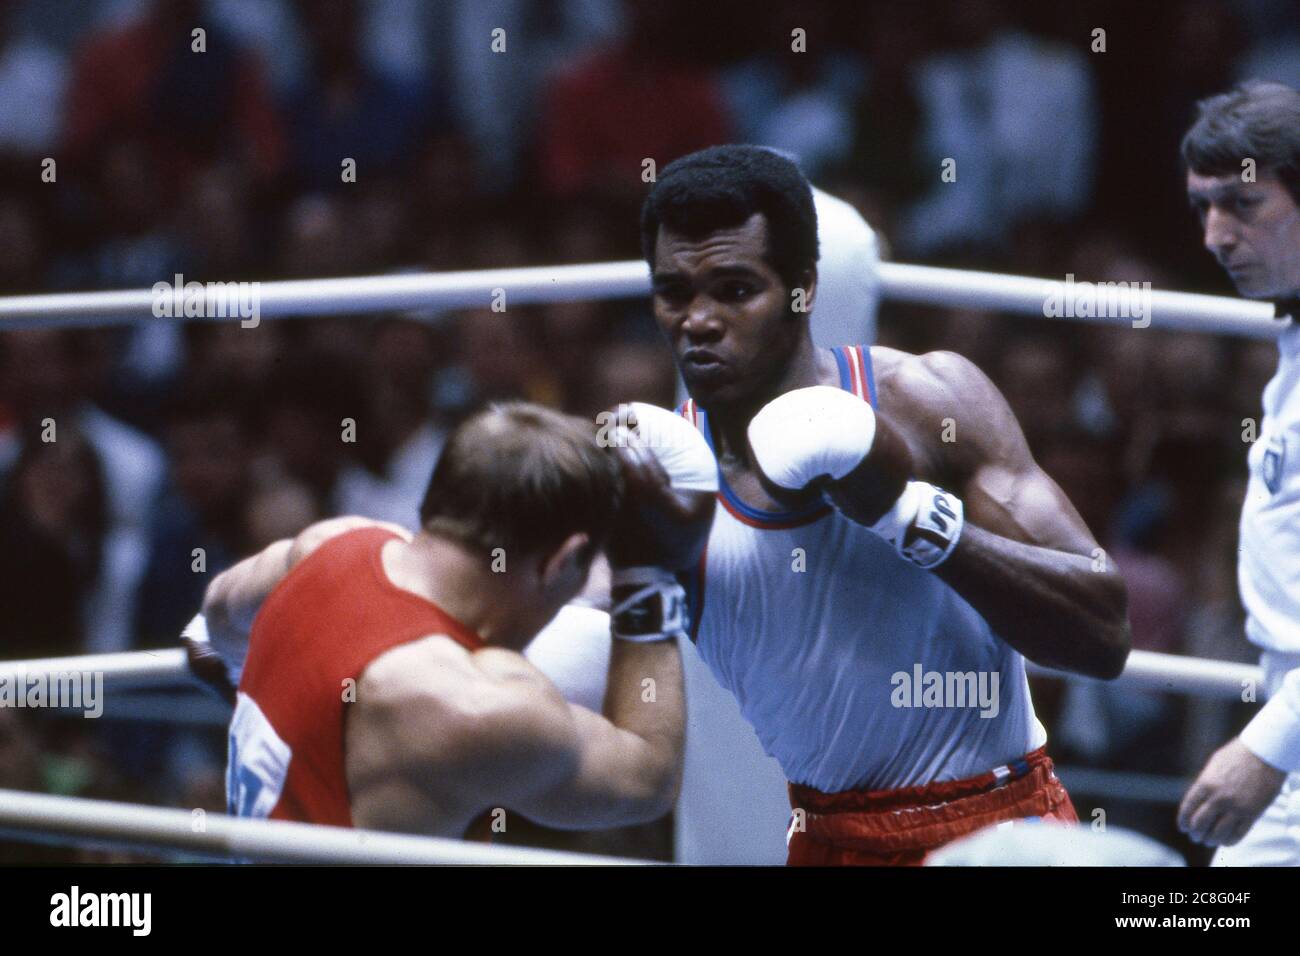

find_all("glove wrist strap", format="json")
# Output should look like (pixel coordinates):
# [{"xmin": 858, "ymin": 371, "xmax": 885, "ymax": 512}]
[
  {"xmin": 610, "ymin": 566, "xmax": 686, "ymax": 643},
  {"xmin": 869, "ymin": 481, "xmax": 964, "ymax": 570}
]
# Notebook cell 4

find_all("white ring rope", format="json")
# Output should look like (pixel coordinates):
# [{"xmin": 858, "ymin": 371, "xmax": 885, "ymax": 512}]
[
  {"xmin": 0, "ymin": 648, "xmax": 1263, "ymax": 702},
  {"xmin": 1025, "ymin": 651, "xmax": 1260, "ymax": 699},
  {"xmin": 0, "ymin": 648, "xmax": 188, "ymax": 690},
  {"xmin": 879, "ymin": 262, "xmax": 1279, "ymax": 338},
  {"xmin": 0, "ymin": 261, "xmax": 1281, "ymax": 338},
  {"xmin": 0, "ymin": 788, "xmax": 649, "ymax": 865}
]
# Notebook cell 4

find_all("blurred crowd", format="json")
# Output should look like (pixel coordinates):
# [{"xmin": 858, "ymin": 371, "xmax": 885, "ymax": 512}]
[{"xmin": 0, "ymin": 0, "xmax": 1297, "ymax": 861}]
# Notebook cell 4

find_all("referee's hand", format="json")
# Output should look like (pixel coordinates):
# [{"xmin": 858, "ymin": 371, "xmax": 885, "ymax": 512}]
[{"xmin": 1177, "ymin": 737, "xmax": 1285, "ymax": 847}]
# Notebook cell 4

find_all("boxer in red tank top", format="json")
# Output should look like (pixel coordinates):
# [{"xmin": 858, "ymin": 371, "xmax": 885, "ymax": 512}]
[
  {"xmin": 205, "ymin": 401, "xmax": 716, "ymax": 838},
  {"xmin": 234, "ymin": 525, "xmax": 484, "ymax": 828}
]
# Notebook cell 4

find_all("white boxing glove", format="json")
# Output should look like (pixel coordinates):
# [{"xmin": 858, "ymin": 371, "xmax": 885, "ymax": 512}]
[
  {"xmin": 610, "ymin": 401, "xmax": 719, "ymax": 493},
  {"xmin": 746, "ymin": 386, "xmax": 877, "ymax": 491},
  {"xmin": 524, "ymin": 604, "xmax": 611, "ymax": 712},
  {"xmin": 748, "ymin": 385, "xmax": 964, "ymax": 569},
  {"xmin": 605, "ymin": 401, "xmax": 718, "ymax": 642}
]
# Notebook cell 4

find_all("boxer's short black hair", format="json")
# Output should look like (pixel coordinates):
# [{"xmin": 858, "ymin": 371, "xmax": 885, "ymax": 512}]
[
  {"xmin": 1182, "ymin": 80, "xmax": 1300, "ymax": 206},
  {"xmin": 641, "ymin": 145, "xmax": 819, "ymax": 290},
  {"xmin": 419, "ymin": 402, "xmax": 622, "ymax": 562}
]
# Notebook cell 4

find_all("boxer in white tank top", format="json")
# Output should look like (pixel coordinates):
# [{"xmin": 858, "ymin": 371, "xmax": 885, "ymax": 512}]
[
  {"xmin": 1177, "ymin": 81, "xmax": 1300, "ymax": 862},
  {"xmin": 643, "ymin": 146, "xmax": 1130, "ymax": 864},
  {"xmin": 679, "ymin": 346, "xmax": 1045, "ymax": 794}
]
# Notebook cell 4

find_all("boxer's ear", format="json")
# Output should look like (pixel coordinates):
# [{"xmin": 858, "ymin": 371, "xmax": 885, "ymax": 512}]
[
  {"xmin": 803, "ymin": 268, "xmax": 818, "ymax": 312},
  {"xmin": 789, "ymin": 267, "xmax": 817, "ymax": 318}
]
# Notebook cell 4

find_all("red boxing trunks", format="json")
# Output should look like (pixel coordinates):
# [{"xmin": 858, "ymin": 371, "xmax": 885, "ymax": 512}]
[{"xmin": 786, "ymin": 747, "xmax": 1078, "ymax": 866}]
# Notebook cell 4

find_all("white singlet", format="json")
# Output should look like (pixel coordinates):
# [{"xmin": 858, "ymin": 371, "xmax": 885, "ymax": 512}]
[{"xmin": 678, "ymin": 345, "xmax": 1047, "ymax": 794}]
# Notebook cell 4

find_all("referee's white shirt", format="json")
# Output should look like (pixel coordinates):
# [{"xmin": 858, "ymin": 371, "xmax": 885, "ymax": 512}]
[{"xmin": 1238, "ymin": 317, "xmax": 1300, "ymax": 772}]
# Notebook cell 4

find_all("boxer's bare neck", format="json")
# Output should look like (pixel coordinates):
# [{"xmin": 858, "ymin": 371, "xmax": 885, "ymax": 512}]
[
  {"xmin": 381, "ymin": 535, "xmax": 533, "ymax": 650},
  {"xmin": 705, "ymin": 339, "xmax": 837, "ymax": 466}
]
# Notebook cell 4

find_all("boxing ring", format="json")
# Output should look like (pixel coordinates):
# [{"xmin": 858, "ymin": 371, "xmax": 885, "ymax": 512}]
[{"xmin": 0, "ymin": 258, "xmax": 1281, "ymax": 863}]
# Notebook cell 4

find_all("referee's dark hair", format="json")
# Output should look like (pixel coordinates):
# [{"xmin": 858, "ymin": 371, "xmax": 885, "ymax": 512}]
[{"xmin": 1183, "ymin": 80, "xmax": 1300, "ymax": 206}]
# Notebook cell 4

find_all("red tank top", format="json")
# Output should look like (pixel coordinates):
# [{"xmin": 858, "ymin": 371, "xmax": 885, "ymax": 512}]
[{"xmin": 236, "ymin": 526, "xmax": 485, "ymax": 827}]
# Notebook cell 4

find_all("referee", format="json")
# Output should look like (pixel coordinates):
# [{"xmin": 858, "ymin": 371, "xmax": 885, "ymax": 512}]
[{"xmin": 1177, "ymin": 80, "xmax": 1300, "ymax": 863}]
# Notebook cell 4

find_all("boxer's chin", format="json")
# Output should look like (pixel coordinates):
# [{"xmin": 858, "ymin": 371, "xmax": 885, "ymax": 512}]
[
  {"xmin": 1229, "ymin": 269, "xmax": 1278, "ymax": 300},
  {"xmin": 681, "ymin": 368, "xmax": 739, "ymax": 407}
]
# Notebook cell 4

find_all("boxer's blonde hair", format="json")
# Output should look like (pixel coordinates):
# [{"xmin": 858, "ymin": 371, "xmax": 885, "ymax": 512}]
[{"xmin": 418, "ymin": 402, "xmax": 621, "ymax": 562}]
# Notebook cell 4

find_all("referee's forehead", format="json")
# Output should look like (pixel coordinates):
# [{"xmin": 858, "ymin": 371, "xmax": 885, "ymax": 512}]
[{"xmin": 1186, "ymin": 169, "xmax": 1265, "ymax": 202}]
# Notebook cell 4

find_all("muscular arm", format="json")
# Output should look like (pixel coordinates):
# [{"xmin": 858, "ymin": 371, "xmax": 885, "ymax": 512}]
[
  {"xmin": 528, "ymin": 637, "xmax": 684, "ymax": 827},
  {"xmin": 349, "ymin": 636, "xmax": 684, "ymax": 834},
  {"xmin": 201, "ymin": 516, "xmax": 411, "ymax": 650},
  {"xmin": 201, "ymin": 539, "xmax": 293, "ymax": 653},
  {"xmin": 885, "ymin": 350, "xmax": 1130, "ymax": 679}
]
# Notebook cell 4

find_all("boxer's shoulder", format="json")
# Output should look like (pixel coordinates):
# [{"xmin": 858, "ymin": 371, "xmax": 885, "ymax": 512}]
[
  {"xmin": 870, "ymin": 347, "xmax": 987, "ymax": 409},
  {"xmin": 357, "ymin": 636, "xmax": 573, "ymax": 752},
  {"xmin": 287, "ymin": 516, "xmax": 412, "ymax": 569},
  {"xmin": 871, "ymin": 347, "xmax": 1024, "ymax": 479},
  {"xmin": 360, "ymin": 632, "xmax": 479, "ymax": 692}
]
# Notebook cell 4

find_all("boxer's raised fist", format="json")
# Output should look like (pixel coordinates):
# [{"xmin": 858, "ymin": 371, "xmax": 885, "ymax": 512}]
[
  {"xmin": 605, "ymin": 402, "xmax": 717, "ymax": 573},
  {"xmin": 747, "ymin": 386, "xmax": 913, "ymax": 527}
]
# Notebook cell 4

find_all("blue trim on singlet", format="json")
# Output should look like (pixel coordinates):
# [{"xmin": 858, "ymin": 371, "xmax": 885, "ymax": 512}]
[
  {"xmin": 831, "ymin": 346, "xmax": 853, "ymax": 395},
  {"xmin": 834, "ymin": 344, "xmax": 880, "ymax": 408},
  {"xmin": 862, "ymin": 347, "xmax": 879, "ymax": 408},
  {"xmin": 697, "ymin": 348, "xmax": 858, "ymax": 527},
  {"xmin": 703, "ymin": 406, "xmax": 828, "ymax": 525}
]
